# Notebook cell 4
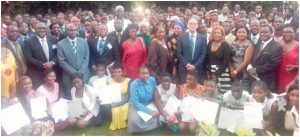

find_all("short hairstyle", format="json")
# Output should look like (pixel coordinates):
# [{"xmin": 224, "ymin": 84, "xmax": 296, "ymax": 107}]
[
  {"xmin": 209, "ymin": 26, "xmax": 225, "ymax": 42},
  {"xmin": 18, "ymin": 22, "xmax": 29, "ymax": 28},
  {"xmin": 49, "ymin": 22, "xmax": 59, "ymax": 30},
  {"xmin": 186, "ymin": 71, "xmax": 198, "ymax": 79},
  {"xmin": 161, "ymin": 72, "xmax": 172, "ymax": 79},
  {"xmin": 234, "ymin": 26, "xmax": 250, "ymax": 39},
  {"xmin": 231, "ymin": 80, "xmax": 242, "ymax": 89},
  {"xmin": 287, "ymin": 83, "xmax": 299, "ymax": 94},
  {"xmin": 112, "ymin": 62, "xmax": 123, "ymax": 70},
  {"xmin": 138, "ymin": 66, "xmax": 149, "ymax": 73},
  {"xmin": 96, "ymin": 63, "xmax": 106, "ymax": 68},
  {"xmin": 43, "ymin": 69, "xmax": 56, "ymax": 79},
  {"xmin": 71, "ymin": 72, "xmax": 84, "ymax": 81}
]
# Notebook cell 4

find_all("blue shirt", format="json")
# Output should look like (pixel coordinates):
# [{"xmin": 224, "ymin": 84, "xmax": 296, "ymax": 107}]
[{"xmin": 130, "ymin": 76, "xmax": 157, "ymax": 114}]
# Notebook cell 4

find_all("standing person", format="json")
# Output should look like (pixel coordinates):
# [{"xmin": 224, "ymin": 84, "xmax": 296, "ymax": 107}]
[
  {"xmin": 49, "ymin": 22, "xmax": 67, "ymax": 41},
  {"xmin": 108, "ymin": 63, "xmax": 131, "ymax": 130},
  {"xmin": 23, "ymin": 22, "xmax": 58, "ymax": 89},
  {"xmin": 277, "ymin": 25, "xmax": 299, "ymax": 93},
  {"xmin": 247, "ymin": 26, "xmax": 283, "ymax": 93},
  {"xmin": 121, "ymin": 24, "xmax": 147, "ymax": 80},
  {"xmin": 148, "ymin": 26, "xmax": 168, "ymax": 81},
  {"xmin": 206, "ymin": 26, "xmax": 232, "ymax": 93},
  {"xmin": 17, "ymin": 22, "xmax": 32, "ymax": 47},
  {"xmin": 177, "ymin": 18, "xmax": 207, "ymax": 84},
  {"xmin": 2, "ymin": 25, "xmax": 27, "ymax": 77},
  {"xmin": 222, "ymin": 21, "xmax": 235, "ymax": 45},
  {"xmin": 107, "ymin": 17, "xmax": 126, "ymax": 49},
  {"xmin": 1, "ymin": 47, "xmax": 18, "ymax": 99},
  {"xmin": 167, "ymin": 22, "xmax": 183, "ymax": 79},
  {"xmin": 57, "ymin": 23, "xmax": 90, "ymax": 99},
  {"xmin": 273, "ymin": 17, "xmax": 284, "ymax": 43},
  {"xmin": 229, "ymin": 27, "xmax": 254, "ymax": 91},
  {"xmin": 89, "ymin": 24, "xmax": 120, "ymax": 73},
  {"xmin": 128, "ymin": 67, "xmax": 159, "ymax": 133},
  {"xmin": 137, "ymin": 21, "xmax": 151, "ymax": 48},
  {"xmin": 249, "ymin": 19, "xmax": 260, "ymax": 45}
]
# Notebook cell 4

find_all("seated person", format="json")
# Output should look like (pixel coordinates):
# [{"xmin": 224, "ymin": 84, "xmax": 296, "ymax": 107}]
[
  {"xmin": 128, "ymin": 66, "xmax": 159, "ymax": 133},
  {"xmin": 88, "ymin": 64, "xmax": 111, "ymax": 125},
  {"xmin": 88, "ymin": 64, "xmax": 109, "ymax": 87},
  {"xmin": 249, "ymin": 80, "xmax": 279, "ymax": 135},
  {"xmin": 284, "ymin": 84, "xmax": 299, "ymax": 136},
  {"xmin": 68, "ymin": 72, "xmax": 101, "ymax": 129},
  {"xmin": 108, "ymin": 63, "xmax": 131, "ymax": 130},
  {"xmin": 14, "ymin": 75, "xmax": 54, "ymax": 136},
  {"xmin": 203, "ymin": 80, "xmax": 223, "ymax": 104},
  {"xmin": 177, "ymin": 72, "xmax": 205, "ymax": 135},
  {"xmin": 154, "ymin": 73, "xmax": 178, "ymax": 131},
  {"xmin": 223, "ymin": 80, "xmax": 250, "ymax": 109},
  {"xmin": 35, "ymin": 70, "xmax": 70, "ymax": 130}
]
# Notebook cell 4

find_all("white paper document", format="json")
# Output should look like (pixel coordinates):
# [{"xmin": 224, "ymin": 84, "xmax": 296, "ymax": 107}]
[
  {"xmin": 68, "ymin": 101, "xmax": 84, "ymax": 118},
  {"xmin": 1, "ymin": 103, "xmax": 31, "ymax": 135},
  {"xmin": 191, "ymin": 99, "xmax": 219, "ymax": 124},
  {"xmin": 137, "ymin": 103, "xmax": 158, "ymax": 122},
  {"xmin": 30, "ymin": 96, "xmax": 48, "ymax": 119},
  {"xmin": 99, "ymin": 84, "xmax": 121, "ymax": 104},
  {"xmin": 51, "ymin": 100, "xmax": 69, "ymax": 123},
  {"xmin": 163, "ymin": 95, "xmax": 180, "ymax": 115},
  {"xmin": 179, "ymin": 96, "xmax": 198, "ymax": 122},
  {"xmin": 244, "ymin": 102, "xmax": 263, "ymax": 129},
  {"xmin": 92, "ymin": 78, "xmax": 107, "ymax": 89},
  {"xmin": 218, "ymin": 107, "xmax": 245, "ymax": 133}
]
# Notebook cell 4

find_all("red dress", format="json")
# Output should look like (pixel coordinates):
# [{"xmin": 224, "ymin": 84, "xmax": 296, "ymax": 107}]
[
  {"xmin": 121, "ymin": 37, "xmax": 147, "ymax": 80},
  {"xmin": 277, "ymin": 44, "xmax": 299, "ymax": 93}
]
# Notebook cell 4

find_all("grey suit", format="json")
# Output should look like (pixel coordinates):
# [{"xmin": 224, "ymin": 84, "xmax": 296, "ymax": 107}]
[{"xmin": 57, "ymin": 37, "xmax": 90, "ymax": 99}]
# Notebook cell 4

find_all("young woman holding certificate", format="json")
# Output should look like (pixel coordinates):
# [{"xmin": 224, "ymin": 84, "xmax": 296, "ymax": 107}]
[
  {"xmin": 68, "ymin": 72, "xmax": 101, "ymax": 129},
  {"xmin": 15, "ymin": 76, "xmax": 54, "ymax": 136},
  {"xmin": 108, "ymin": 63, "xmax": 131, "ymax": 130},
  {"xmin": 127, "ymin": 66, "xmax": 159, "ymax": 133}
]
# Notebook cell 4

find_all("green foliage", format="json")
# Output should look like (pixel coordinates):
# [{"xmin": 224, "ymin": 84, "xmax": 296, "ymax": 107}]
[
  {"xmin": 196, "ymin": 122, "xmax": 220, "ymax": 136},
  {"xmin": 234, "ymin": 127, "xmax": 256, "ymax": 136}
]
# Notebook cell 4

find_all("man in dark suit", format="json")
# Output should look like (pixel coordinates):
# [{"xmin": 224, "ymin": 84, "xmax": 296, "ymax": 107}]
[
  {"xmin": 57, "ymin": 23, "xmax": 90, "ymax": 99},
  {"xmin": 2, "ymin": 25, "xmax": 27, "ymax": 77},
  {"xmin": 177, "ymin": 18, "xmax": 207, "ymax": 83},
  {"xmin": 90, "ymin": 24, "xmax": 120, "ymax": 74},
  {"xmin": 23, "ymin": 22, "xmax": 58, "ymax": 89},
  {"xmin": 107, "ymin": 17, "xmax": 126, "ymax": 59},
  {"xmin": 247, "ymin": 26, "xmax": 283, "ymax": 92}
]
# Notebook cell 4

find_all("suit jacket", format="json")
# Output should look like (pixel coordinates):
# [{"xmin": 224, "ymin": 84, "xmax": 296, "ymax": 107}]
[
  {"xmin": 250, "ymin": 39, "xmax": 283, "ymax": 92},
  {"xmin": 89, "ymin": 35, "xmax": 120, "ymax": 67},
  {"xmin": 177, "ymin": 32, "xmax": 207, "ymax": 73},
  {"xmin": 57, "ymin": 37, "xmax": 90, "ymax": 83},
  {"xmin": 1, "ymin": 37, "xmax": 26, "ymax": 76},
  {"xmin": 107, "ymin": 31, "xmax": 126, "ymax": 56},
  {"xmin": 23, "ymin": 35, "xmax": 58, "ymax": 88}
]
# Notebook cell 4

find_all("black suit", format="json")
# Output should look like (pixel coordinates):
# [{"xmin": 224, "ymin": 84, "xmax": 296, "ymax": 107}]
[
  {"xmin": 107, "ymin": 31, "xmax": 126, "ymax": 56},
  {"xmin": 23, "ymin": 35, "xmax": 58, "ymax": 89},
  {"xmin": 250, "ymin": 39, "xmax": 283, "ymax": 92},
  {"xmin": 89, "ymin": 35, "xmax": 120, "ymax": 68}
]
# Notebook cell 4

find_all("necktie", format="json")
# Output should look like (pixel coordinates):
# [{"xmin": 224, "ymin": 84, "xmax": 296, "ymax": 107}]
[
  {"xmin": 13, "ymin": 42, "xmax": 27, "ymax": 74},
  {"xmin": 251, "ymin": 36, "xmax": 256, "ymax": 44},
  {"xmin": 257, "ymin": 41, "xmax": 265, "ymax": 56},
  {"xmin": 190, "ymin": 34, "xmax": 195, "ymax": 59},
  {"xmin": 117, "ymin": 33, "xmax": 121, "ymax": 44},
  {"xmin": 71, "ymin": 40, "xmax": 76, "ymax": 54},
  {"xmin": 97, "ymin": 38, "xmax": 105, "ymax": 55},
  {"xmin": 41, "ymin": 38, "xmax": 49, "ymax": 61}
]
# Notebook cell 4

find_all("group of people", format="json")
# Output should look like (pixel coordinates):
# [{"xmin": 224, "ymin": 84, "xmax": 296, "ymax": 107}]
[{"xmin": 1, "ymin": 2, "xmax": 299, "ymax": 136}]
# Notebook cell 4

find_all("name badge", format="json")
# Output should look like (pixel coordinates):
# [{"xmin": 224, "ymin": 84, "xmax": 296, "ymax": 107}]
[
  {"xmin": 107, "ymin": 43, "xmax": 112, "ymax": 49},
  {"xmin": 52, "ymin": 45, "xmax": 57, "ymax": 49}
]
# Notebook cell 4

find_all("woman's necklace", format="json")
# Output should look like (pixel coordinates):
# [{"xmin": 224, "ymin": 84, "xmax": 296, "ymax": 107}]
[{"xmin": 211, "ymin": 42, "xmax": 221, "ymax": 51}]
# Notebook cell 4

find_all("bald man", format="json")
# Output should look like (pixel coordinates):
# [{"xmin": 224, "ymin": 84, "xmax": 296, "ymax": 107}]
[
  {"xmin": 57, "ymin": 23, "xmax": 90, "ymax": 99},
  {"xmin": 177, "ymin": 18, "xmax": 207, "ymax": 83}
]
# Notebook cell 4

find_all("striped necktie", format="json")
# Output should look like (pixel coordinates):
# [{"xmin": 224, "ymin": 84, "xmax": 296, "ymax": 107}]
[{"xmin": 71, "ymin": 40, "xmax": 76, "ymax": 54}]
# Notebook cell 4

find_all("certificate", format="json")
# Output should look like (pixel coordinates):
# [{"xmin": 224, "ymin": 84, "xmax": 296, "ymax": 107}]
[
  {"xmin": 244, "ymin": 102, "xmax": 263, "ymax": 129},
  {"xmin": 163, "ymin": 95, "xmax": 180, "ymax": 115},
  {"xmin": 218, "ymin": 107, "xmax": 245, "ymax": 133},
  {"xmin": 51, "ymin": 100, "xmax": 69, "ymax": 123},
  {"xmin": 137, "ymin": 103, "xmax": 158, "ymax": 122},
  {"xmin": 179, "ymin": 96, "xmax": 198, "ymax": 122},
  {"xmin": 68, "ymin": 101, "xmax": 84, "ymax": 118},
  {"xmin": 1, "ymin": 103, "xmax": 31, "ymax": 135},
  {"xmin": 191, "ymin": 99, "xmax": 219, "ymax": 124},
  {"xmin": 99, "ymin": 84, "xmax": 121, "ymax": 104},
  {"xmin": 30, "ymin": 96, "xmax": 48, "ymax": 119}
]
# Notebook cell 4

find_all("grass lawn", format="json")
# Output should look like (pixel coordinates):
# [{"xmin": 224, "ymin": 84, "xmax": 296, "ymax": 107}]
[{"xmin": 54, "ymin": 122, "xmax": 180, "ymax": 136}]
